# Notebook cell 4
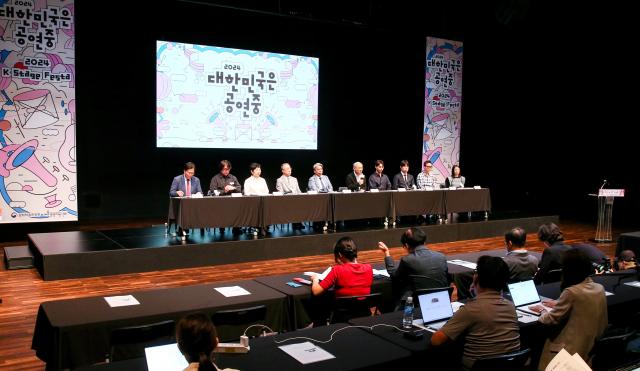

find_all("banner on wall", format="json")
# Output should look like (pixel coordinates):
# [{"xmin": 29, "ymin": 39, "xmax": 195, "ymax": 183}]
[
  {"xmin": 422, "ymin": 37, "xmax": 463, "ymax": 185},
  {"xmin": 0, "ymin": 1, "xmax": 76, "ymax": 223}
]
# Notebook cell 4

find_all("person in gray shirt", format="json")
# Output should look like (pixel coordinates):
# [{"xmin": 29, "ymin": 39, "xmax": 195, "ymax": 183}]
[{"xmin": 502, "ymin": 227, "xmax": 539, "ymax": 282}]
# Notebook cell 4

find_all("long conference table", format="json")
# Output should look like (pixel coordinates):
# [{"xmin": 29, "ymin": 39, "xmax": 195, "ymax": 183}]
[
  {"xmin": 32, "ymin": 248, "xmax": 534, "ymax": 371},
  {"xmin": 168, "ymin": 188, "xmax": 491, "ymax": 231}
]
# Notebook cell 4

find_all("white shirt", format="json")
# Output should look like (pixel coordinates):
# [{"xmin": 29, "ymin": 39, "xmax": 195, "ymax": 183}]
[{"xmin": 244, "ymin": 176, "xmax": 269, "ymax": 195}]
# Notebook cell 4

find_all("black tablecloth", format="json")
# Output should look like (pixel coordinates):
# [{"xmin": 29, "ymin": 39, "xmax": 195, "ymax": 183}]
[
  {"xmin": 392, "ymin": 190, "xmax": 446, "ymax": 216},
  {"xmin": 32, "ymin": 280, "xmax": 288, "ymax": 370},
  {"xmin": 261, "ymin": 193, "xmax": 332, "ymax": 226},
  {"xmin": 332, "ymin": 191, "xmax": 394, "ymax": 221},
  {"xmin": 169, "ymin": 196, "xmax": 262, "ymax": 228},
  {"xmin": 444, "ymin": 188, "xmax": 492, "ymax": 213}
]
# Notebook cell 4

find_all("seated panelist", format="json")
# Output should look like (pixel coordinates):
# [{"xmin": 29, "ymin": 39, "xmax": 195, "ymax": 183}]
[{"xmin": 170, "ymin": 162, "xmax": 203, "ymax": 197}]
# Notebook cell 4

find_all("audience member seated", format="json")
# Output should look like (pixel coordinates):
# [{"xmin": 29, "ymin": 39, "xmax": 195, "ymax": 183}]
[
  {"xmin": 616, "ymin": 249, "xmax": 637, "ymax": 271},
  {"xmin": 345, "ymin": 161, "xmax": 367, "ymax": 192},
  {"xmin": 378, "ymin": 227, "xmax": 448, "ymax": 309},
  {"xmin": 176, "ymin": 312, "xmax": 238, "ymax": 371},
  {"xmin": 529, "ymin": 248, "xmax": 608, "ymax": 370},
  {"xmin": 502, "ymin": 227, "xmax": 539, "ymax": 281},
  {"xmin": 572, "ymin": 242, "xmax": 609, "ymax": 269},
  {"xmin": 533, "ymin": 223, "xmax": 571, "ymax": 284},
  {"xmin": 170, "ymin": 162, "xmax": 203, "ymax": 197},
  {"xmin": 431, "ymin": 256, "xmax": 520, "ymax": 371},
  {"xmin": 311, "ymin": 237, "xmax": 373, "ymax": 297},
  {"xmin": 455, "ymin": 227, "xmax": 539, "ymax": 300},
  {"xmin": 368, "ymin": 159, "xmax": 392, "ymax": 190},
  {"xmin": 310, "ymin": 237, "xmax": 373, "ymax": 325},
  {"xmin": 444, "ymin": 164, "xmax": 465, "ymax": 188}
]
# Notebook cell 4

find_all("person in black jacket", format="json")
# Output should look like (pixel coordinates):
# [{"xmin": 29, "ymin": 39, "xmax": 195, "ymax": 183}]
[
  {"xmin": 533, "ymin": 222, "xmax": 571, "ymax": 284},
  {"xmin": 345, "ymin": 162, "xmax": 367, "ymax": 191}
]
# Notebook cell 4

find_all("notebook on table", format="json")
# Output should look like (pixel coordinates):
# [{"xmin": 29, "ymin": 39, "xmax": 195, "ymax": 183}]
[
  {"xmin": 412, "ymin": 289, "xmax": 455, "ymax": 331},
  {"xmin": 508, "ymin": 279, "xmax": 553, "ymax": 316}
]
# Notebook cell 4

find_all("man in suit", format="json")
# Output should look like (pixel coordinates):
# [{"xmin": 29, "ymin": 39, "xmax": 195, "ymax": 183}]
[
  {"xmin": 276, "ymin": 163, "xmax": 304, "ymax": 230},
  {"xmin": 378, "ymin": 227, "xmax": 449, "ymax": 309},
  {"xmin": 276, "ymin": 163, "xmax": 302, "ymax": 194},
  {"xmin": 169, "ymin": 162, "xmax": 203, "ymax": 197},
  {"xmin": 307, "ymin": 163, "xmax": 333, "ymax": 192},
  {"xmin": 392, "ymin": 160, "xmax": 415, "ymax": 190},
  {"xmin": 345, "ymin": 161, "xmax": 366, "ymax": 191},
  {"xmin": 534, "ymin": 222, "xmax": 572, "ymax": 284}
]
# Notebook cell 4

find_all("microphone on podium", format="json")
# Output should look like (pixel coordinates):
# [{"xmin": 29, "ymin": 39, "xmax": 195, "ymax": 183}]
[{"xmin": 599, "ymin": 179, "xmax": 607, "ymax": 189}]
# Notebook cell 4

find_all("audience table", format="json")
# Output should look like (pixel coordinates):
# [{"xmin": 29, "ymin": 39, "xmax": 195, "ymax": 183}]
[{"xmin": 32, "ymin": 280, "xmax": 288, "ymax": 371}]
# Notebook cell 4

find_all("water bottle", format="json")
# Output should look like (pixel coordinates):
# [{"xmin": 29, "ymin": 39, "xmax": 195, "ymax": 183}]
[{"xmin": 402, "ymin": 296, "xmax": 414, "ymax": 329}]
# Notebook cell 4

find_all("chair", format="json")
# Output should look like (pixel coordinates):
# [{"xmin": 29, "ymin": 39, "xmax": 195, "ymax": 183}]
[
  {"xmin": 329, "ymin": 293, "xmax": 382, "ymax": 324},
  {"xmin": 212, "ymin": 305, "xmax": 267, "ymax": 341},
  {"xmin": 108, "ymin": 319, "xmax": 175, "ymax": 362},
  {"xmin": 412, "ymin": 287, "xmax": 455, "ymax": 307},
  {"xmin": 590, "ymin": 326, "xmax": 638, "ymax": 371},
  {"xmin": 470, "ymin": 347, "xmax": 530, "ymax": 371},
  {"xmin": 541, "ymin": 269, "xmax": 563, "ymax": 284}
]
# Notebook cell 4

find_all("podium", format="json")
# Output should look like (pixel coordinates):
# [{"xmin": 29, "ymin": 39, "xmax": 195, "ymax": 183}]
[{"xmin": 591, "ymin": 189, "xmax": 625, "ymax": 242}]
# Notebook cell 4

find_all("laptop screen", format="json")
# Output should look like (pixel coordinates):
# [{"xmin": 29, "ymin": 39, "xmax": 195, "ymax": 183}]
[
  {"xmin": 417, "ymin": 290, "xmax": 454, "ymax": 323},
  {"xmin": 508, "ymin": 280, "xmax": 541, "ymax": 307},
  {"xmin": 145, "ymin": 343, "xmax": 188, "ymax": 371}
]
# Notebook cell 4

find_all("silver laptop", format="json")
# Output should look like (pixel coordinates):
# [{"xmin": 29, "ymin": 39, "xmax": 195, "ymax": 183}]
[
  {"xmin": 412, "ymin": 289, "xmax": 454, "ymax": 331},
  {"xmin": 507, "ymin": 279, "xmax": 553, "ymax": 316}
]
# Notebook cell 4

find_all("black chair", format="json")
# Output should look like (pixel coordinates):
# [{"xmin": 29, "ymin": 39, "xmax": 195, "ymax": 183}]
[
  {"xmin": 412, "ymin": 287, "xmax": 455, "ymax": 307},
  {"xmin": 541, "ymin": 269, "xmax": 563, "ymax": 284},
  {"xmin": 212, "ymin": 305, "xmax": 267, "ymax": 341},
  {"xmin": 590, "ymin": 326, "xmax": 638, "ymax": 371},
  {"xmin": 329, "ymin": 293, "xmax": 382, "ymax": 324},
  {"xmin": 470, "ymin": 347, "xmax": 530, "ymax": 371},
  {"xmin": 108, "ymin": 319, "xmax": 175, "ymax": 362}
]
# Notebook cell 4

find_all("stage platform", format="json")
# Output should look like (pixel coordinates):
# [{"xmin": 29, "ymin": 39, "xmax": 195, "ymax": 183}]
[{"xmin": 28, "ymin": 214, "xmax": 558, "ymax": 280}]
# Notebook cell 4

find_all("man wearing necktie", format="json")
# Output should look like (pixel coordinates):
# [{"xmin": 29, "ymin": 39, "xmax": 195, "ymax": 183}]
[
  {"xmin": 169, "ymin": 162, "xmax": 203, "ymax": 197},
  {"xmin": 392, "ymin": 160, "xmax": 415, "ymax": 190},
  {"xmin": 307, "ymin": 163, "xmax": 333, "ymax": 192}
]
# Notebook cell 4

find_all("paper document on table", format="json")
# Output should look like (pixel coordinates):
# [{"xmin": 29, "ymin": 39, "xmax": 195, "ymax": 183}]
[
  {"xmin": 545, "ymin": 348, "xmax": 591, "ymax": 371},
  {"xmin": 447, "ymin": 260, "xmax": 477, "ymax": 269},
  {"xmin": 516, "ymin": 311, "xmax": 539, "ymax": 324},
  {"xmin": 624, "ymin": 281, "xmax": 640, "ymax": 288},
  {"xmin": 214, "ymin": 286, "xmax": 251, "ymax": 297},
  {"xmin": 451, "ymin": 301, "xmax": 465, "ymax": 313},
  {"xmin": 304, "ymin": 266, "xmax": 332, "ymax": 280},
  {"xmin": 104, "ymin": 295, "xmax": 140, "ymax": 308},
  {"xmin": 145, "ymin": 343, "xmax": 188, "ymax": 371},
  {"xmin": 372, "ymin": 268, "xmax": 390, "ymax": 278},
  {"xmin": 279, "ymin": 342, "xmax": 335, "ymax": 364}
]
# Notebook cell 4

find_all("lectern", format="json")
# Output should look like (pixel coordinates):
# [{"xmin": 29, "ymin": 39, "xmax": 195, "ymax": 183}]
[{"xmin": 592, "ymin": 189, "xmax": 625, "ymax": 242}]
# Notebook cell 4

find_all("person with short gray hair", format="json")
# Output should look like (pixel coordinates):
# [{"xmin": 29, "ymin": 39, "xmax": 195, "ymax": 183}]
[
  {"xmin": 308, "ymin": 163, "xmax": 333, "ymax": 192},
  {"xmin": 345, "ymin": 161, "xmax": 366, "ymax": 191}
]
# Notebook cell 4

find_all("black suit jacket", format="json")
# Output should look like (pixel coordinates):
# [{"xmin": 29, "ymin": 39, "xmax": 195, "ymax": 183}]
[
  {"xmin": 345, "ymin": 172, "xmax": 367, "ymax": 191},
  {"xmin": 534, "ymin": 242, "xmax": 572, "ymax": 284},
  {"xmin": 392, "ymin": 173, "xmax": 415, "ymax": 190}
]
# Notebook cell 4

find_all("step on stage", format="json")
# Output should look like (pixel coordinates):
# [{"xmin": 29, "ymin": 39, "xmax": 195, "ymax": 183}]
[{"xmin": 29, "ymin": 214, "xmax": 558, "ymax": 280}]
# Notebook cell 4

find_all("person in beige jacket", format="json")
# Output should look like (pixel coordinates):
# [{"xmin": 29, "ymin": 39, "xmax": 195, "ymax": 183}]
[{"xmin": 529, "ymin": 248, "xmax": 608, "ymax": 370}]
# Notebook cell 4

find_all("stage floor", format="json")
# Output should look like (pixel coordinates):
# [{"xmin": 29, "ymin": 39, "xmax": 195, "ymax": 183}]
[{"xmin": 28, "ymin": 213, "xmax": 558, "ymax": 280}]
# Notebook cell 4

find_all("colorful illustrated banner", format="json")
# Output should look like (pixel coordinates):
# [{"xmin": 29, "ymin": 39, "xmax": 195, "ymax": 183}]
[
  {"xmin": 422, "ymin": 37, "xmax": 463, "ymax": 184},
  {"xmin": 0, "ymin": 1, "xmax": 76, "ymax": 223},
  {"xmin": 157, "ymin": 41, "xmax": 319, "ymax": 150}
]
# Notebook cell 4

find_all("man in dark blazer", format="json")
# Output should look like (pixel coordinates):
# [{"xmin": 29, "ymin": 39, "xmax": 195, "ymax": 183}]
[
  {"xmin": 534, "ymin": 222, "xmax": 572, "ymax": 284},
  {"xmin": 169, "ymin": 162, "xmax": 203, "ymax": 197},
  {"xmin": 378, "ymin": 227, "xmax": 449, "ymax": 309},
  {"xmin": 345, "ymin": 161, "xmax": 367, "ymax": 191},
  {"xmin": 392, "ymin": 160, "xmax": 415, "ymax": 190}
]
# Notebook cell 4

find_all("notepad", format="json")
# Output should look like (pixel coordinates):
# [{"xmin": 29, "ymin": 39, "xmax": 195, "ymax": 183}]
[
  {"xmin": 279, "ymin": 342, "xmax": 335, "ymax": 364},
  {"xmin": 214, "ymin": 286, "xmax": 251, "ymax": 297},
  {"xmin": 304, "ymin": 266, "xmax": 332, "ymax": 281},
  {"xmin": 104, "ymin": 295, "xmax": 140, "ymax": 308}
]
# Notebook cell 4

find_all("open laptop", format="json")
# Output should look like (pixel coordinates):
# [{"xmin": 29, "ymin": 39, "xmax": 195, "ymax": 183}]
[
  {"xmin": 145, "ymin": 343, "xmax": 188, "ymax": 371},
  {"xmin": 412, "ymin": 289, "xmax": 454, "ymax": 331},
  {"xmin": 507, "ymin": 279, "xmax": 553, "ymax": 316}
]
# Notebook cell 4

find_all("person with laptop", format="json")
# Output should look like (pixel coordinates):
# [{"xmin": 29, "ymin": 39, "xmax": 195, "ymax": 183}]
[
  {"xmin": 533, "ymin": 223, "xmax": 572, "ymax": 284},
  {"xmin": 431, "ymin": 256, "xmax": 520, "ymax": 371},
  {"xmin": 529, "ymin": 249, "xmax": 608, "ymax": 370},
  {"xmin": 378, "ymin": 227, "xmax": 449, "ymax": 309},
  {"xmin": 175, "ymin": 312, "xmax": 238, "ymax": 371}
]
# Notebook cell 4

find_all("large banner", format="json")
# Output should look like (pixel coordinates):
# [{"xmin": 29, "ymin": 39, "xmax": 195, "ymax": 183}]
[
  {"xmin": 422, "ymin": 37, "xmax": 463, "ymax": 184},
  {"xmin": 0, "ymin": 1, "xmax": 76, "ymax": 223}
]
